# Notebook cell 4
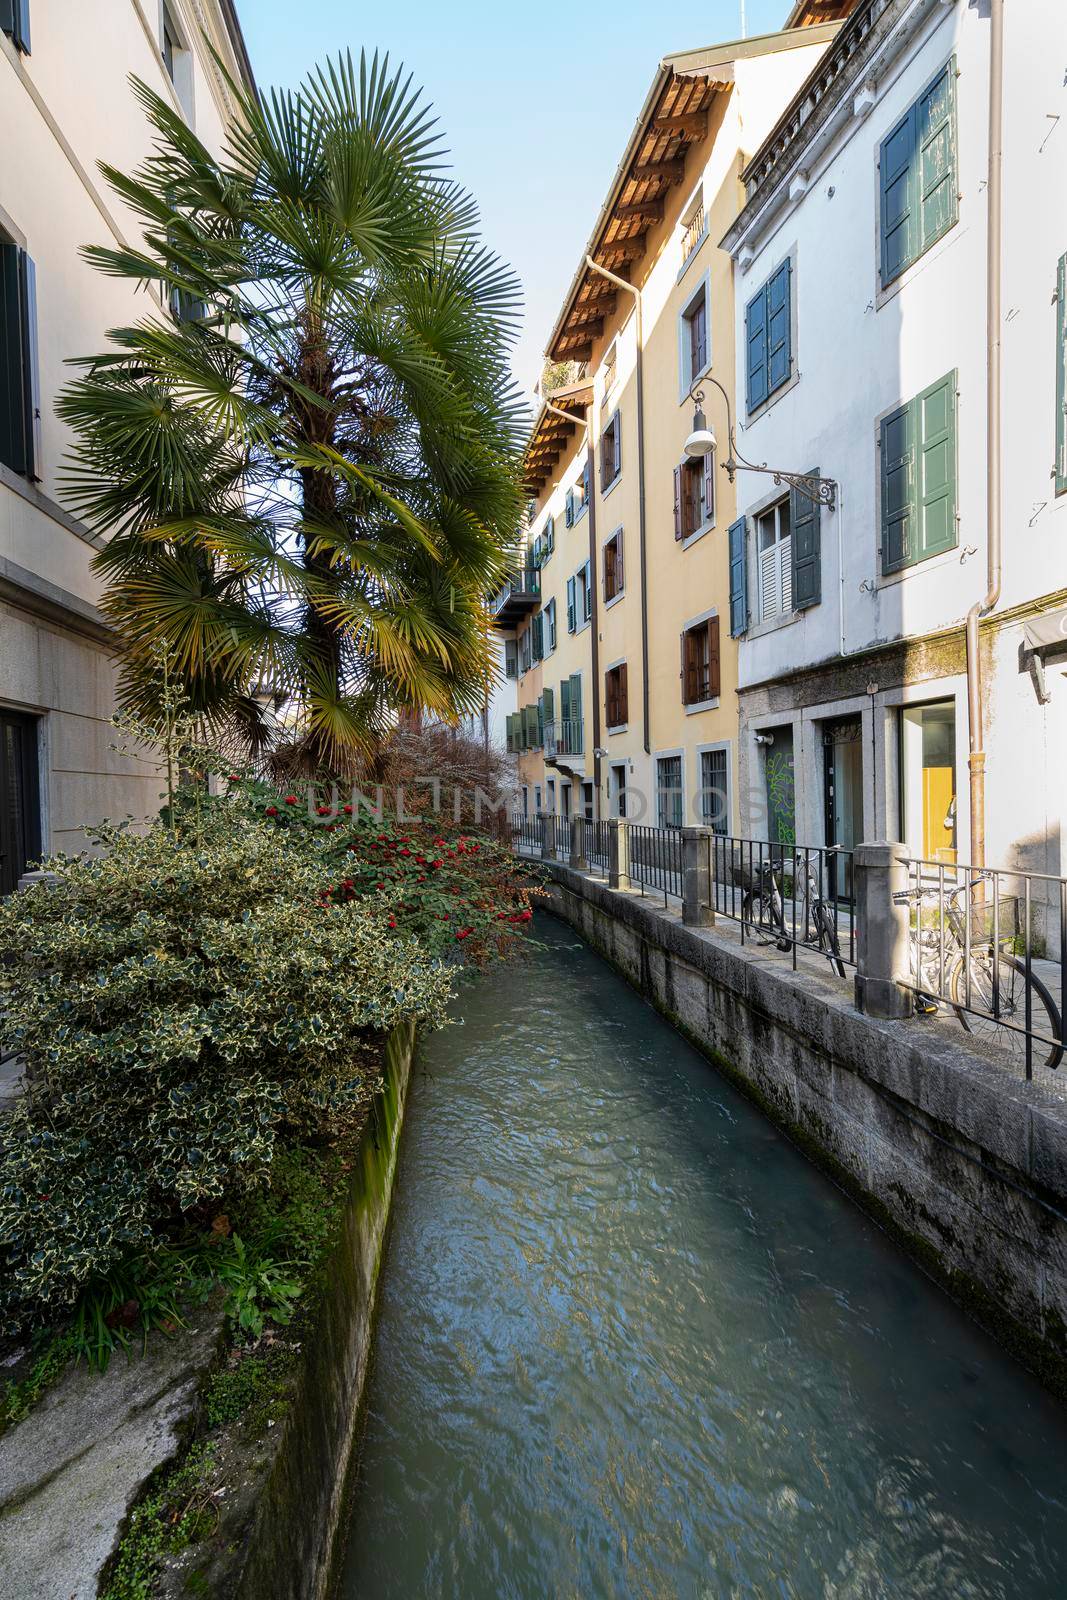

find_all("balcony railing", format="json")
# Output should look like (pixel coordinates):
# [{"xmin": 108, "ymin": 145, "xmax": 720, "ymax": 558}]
[
  {"xmin": 681, "ymin": 203, "xmax": 706, "ymax": 263},
  {"xmin": 489, "ymin": 567, "xmax": 540, "ymax": 627},
  {"xmin": 544, "ymin": 717, "xmax": 583, "ymax": 759}
]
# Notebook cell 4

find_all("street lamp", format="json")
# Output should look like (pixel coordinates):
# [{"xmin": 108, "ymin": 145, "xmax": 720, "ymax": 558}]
[{"xmin": 683, "ymin": 375, "xmax": 837, "ymax": 509}]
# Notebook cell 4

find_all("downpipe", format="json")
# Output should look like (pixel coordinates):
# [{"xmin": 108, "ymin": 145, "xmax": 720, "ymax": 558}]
[{"xmin": 966, "ymin": 0, "xmax": 1004, "ymax": 871}]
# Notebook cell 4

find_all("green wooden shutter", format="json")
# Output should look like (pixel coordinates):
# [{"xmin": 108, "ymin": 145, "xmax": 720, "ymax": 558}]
[
  {"xmin": 566, "ymin": 575, "xmax": 576, "ymax": 633},
  {"xmin": 1056, "ymin": 253, "xmax": 1067, "ymax": 495},
  {"xmin": 790, "ymin": 473, "xmax": 821, "ymax": 609},
  {"xmin": 565, "ymin": 491, "xmax": 574, "ymax": 528},
  {"xmin": 880, "ymin": 399, "xmax": 917, "ymax": 573},
  {"xmin": 542, "ymin": 685, "xmax": 554, "ymax": 729},
  {"xmin": 536, "ymin": 695, "xmax": 544, "ymax": 747},
  {"xmin": 532, "ymin": 612, "xmax": 543, "ymax": 661},
  {"xmin": 917, "ymin": 371, "xmax": 956, "ymax": 559},
  {"xmin": 918, "ymin": 63, "xmax": 957, "ymax": 257},
  {"xmin": 767, "ymin": 259, "xmax": 791, "ymax": 396},
  {"xmin": 545, "ymin": 514, "xmax": 555, "ymax": 553},
  {"xmin": 707, "ymin": 617, "xmax": 721, "ymax": 701},
  {"xmin": 728, "ymin": 517, "xmax": 748, "ymax": 636},
  {"xmin": 0, "ymin": 242, "xmax": 26, "ymax": 476},
  {"xmin": 569, "ymin": 673, "xmax": 583, "ymax": 749},
  {"xmin": 559, "ymin": 676, "xmax": 570, "ymax": 727},
  {"xmin": 745, "ymin": 284, "xmax": 768, "ymax": 411},
  {"xmin": 1, "ymin": 0, "xmax": 31, "ymax": 52},
  {"xmin": 880, "ymin": 105, "xmax": 918, "ymax": 287}
]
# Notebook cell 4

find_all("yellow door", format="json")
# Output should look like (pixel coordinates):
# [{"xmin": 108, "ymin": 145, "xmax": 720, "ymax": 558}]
[{"xmin": 922, "ymin": 765, "xmax": 956, "ymax": 864}]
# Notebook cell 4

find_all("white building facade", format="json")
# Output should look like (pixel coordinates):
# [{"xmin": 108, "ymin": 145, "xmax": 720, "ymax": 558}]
[
  {"xmin": 720, "ymin": 0, "xmax": 1067, "ymax": 899},
  {"xmin": 0, "ymin": 1, "xmax": 253, "ymax": 889}
]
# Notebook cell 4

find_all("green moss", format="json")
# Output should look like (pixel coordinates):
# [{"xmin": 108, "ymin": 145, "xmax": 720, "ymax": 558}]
[
  {"xmin": 204, "ymin": 1346, "xmax": 294, "ymax": 1431},
  {"xmin": 101, "ymin": 1446, "xmax": 216, "ymax": 1600},
  {"xmin": 0, "ymin": 1332, "xmax": 77, "ymax": 1435}
]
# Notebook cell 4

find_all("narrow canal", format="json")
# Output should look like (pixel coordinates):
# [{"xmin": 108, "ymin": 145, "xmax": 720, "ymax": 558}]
[{"xmin": 339, "ymin": 917, "xmax": 1067, "ymax": 1598}]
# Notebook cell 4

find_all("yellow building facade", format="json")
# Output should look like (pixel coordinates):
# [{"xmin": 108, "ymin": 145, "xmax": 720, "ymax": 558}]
[{"xmin": 503, "ymin": 22, "xmax": 839, "ymax": 833}]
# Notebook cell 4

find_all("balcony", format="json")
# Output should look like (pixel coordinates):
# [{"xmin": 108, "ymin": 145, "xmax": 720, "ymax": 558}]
[
  {"xmin": 490, "ymin": 567, "xmax": 540, "ymax": 627},
  {"xmin": 545, "ymin": 717, "xmax": 584, "ymax": 760}
]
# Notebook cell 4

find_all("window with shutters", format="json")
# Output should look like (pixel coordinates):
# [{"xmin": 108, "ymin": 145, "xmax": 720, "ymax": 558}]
[
  {"xmin": 745, "ymin": 257, "xmax": 792, "ymax": 416},
  {"xmin": 757, "ymin": 499, "xmax": 792, "ymax": 621},
  {"xmin": 602, "ymin": 340, "xmax": 617, "ymax": 400},
  {"xmin": 531, "ymin": 612, "xmax": 544, "ymax": 663},
  {"xmin": 879, "ymin": 371, "xmax": 957, "ymax": 574},
  {"xmin": 656, "ymin": 755, "xmax": 684, "ymax": 830},
  {"xmin": 678, "ymin": 274, "xmax": 711, "ymax": 398},
  {"xmin": 605, "ymin": 663, "xmax": 628, "ymax": 731},
  {"xmin": 600, "ymin": 410, "xmax": 621, "ymax": 493},
  {"xmin": 504, "ymin": 637, "xmax": 518, "ymax": 679},
  {"xmin": 542, "ymin": 598, "xmax": 556, "ymax": 654},
  {"xmin": 0, "ymin": 235, "xmax": 41, "ymax": 480},
  {"xmin": 603, "ymin": 529, "xmax": 624, "ymax": 603},
  {"xmin": 1056, "ymin": 253, "xmax": 1067, "ymax": 496},
  {"xmin": 1, "ymin": 0, "xmax": 31, "ymax": 52},
  {"xmin": 1, "ymin": 0, "xmax": 30, "ymax": 54},
  {"xmin": 518, "ymin": 626, "xmax": 532, "ymax": 673},
  {"xmin": 728, "ymin": 517, "xmax": 748, "ymax": 637},
  {"xmin": 879, "ymin": 61, "xmax": 957, "ymax": 290},
  {"xmin": 674, "ymin": 452, "xmax": 715, "ymax": 543},
  {"xmin": 559, "ymin": 673, "xmax": 583, "ymax": 754},
  {"xmin": 681, "ymin": 616, "xmax": 720, "ymax": 708}
]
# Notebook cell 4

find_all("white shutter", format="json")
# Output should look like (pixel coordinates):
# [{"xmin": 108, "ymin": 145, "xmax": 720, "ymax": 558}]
[
  {"xmin": 759, "ymin": 544, "xmax": 777, "ymax": 621},
  {"xmin": 781, "ymin": 535, "xmax": 793, "ymax": 612}
]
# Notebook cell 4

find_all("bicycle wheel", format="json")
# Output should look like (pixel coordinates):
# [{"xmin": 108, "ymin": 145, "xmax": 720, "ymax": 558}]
[
  {"xmin": 813, "ymin": 902, "xmax": 846, "ymax": 979},
  {"xmin": 948, "ymin": 951, "xmax": 1063, "ymax": 1069},
  {"xmin": 741, "ymin": 889, "xmax": 791, "ymax": 951}
]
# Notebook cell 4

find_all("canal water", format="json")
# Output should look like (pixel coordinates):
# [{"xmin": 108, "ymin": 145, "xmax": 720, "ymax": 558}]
[{"xmin": 339, "ymin": 917, "xmax": 1067, "ymax": 1598}]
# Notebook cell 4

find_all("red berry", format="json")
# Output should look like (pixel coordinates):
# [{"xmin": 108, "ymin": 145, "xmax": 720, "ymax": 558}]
[
  {"xmin": 285, "ymin": 795, "xmax": 298, "ymax": 805},
  {"xmin": 265, "ymin": 806, "xmax": 278, "ymax": 816}
]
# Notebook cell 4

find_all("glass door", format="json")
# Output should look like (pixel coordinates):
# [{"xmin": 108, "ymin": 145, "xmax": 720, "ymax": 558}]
[
  {"xmin": 823, "ymin": 719, "xmax": 863, "ymax": 900},
  {"xmin": 0, "ymin": 711, "xmax": 40, "ymax": 896}
]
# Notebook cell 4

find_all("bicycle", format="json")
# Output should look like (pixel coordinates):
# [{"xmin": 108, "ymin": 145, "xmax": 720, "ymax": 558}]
[
  {"xmin": 895, "ymin": 876, "xmax": 1063, "ymax": 1069},
  {"xmin": 739, "ymin": 848, "xmax": 847, "ymax": 977}
]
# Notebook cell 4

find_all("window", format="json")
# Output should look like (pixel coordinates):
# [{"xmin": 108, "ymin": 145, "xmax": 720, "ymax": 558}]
[
  {"xmin": 757, "ymin": 499, "xmax": 792, "ymax": 621},
  {"xmin": 679, "ymin": 277, "xmax": 710, "ymax": 396},
  {"xmin": 1056, "ymin": 252, "xmax": 1067, "ymax": 496},
  {"xmin": 880, "ymin": 371, "xmax": 957, "ymax": 573},
  {"xmin": 582, "ymin": 782, "xmax": 594, "ymax": 821},
  {"xmin": 656, "ymin": 755, "xmax": 683, "ymax": 830},
  {"xmin": 534, "ymin": 784, "xmax": 542, "ymax": 813},
  {"xmin": 543, "ymin": 598, "xmax": 556, "ymax": 654},
  {"xmin": 699, "ymin": 747, "xmax": 730, "ymax": 836},
  {"xmin": 673, "ymin": 453, "xmax": 715, "ymax": 541},
  {"xmin": 603, "ymin": 529, "xmax": 624, "ymax": 602},
  {"xmin": 566, "ymin": 561, "xmax": 592, "ymax": 633},
  {"xmin": 605, "ymin": 663, "xmax": 628, "ymax": 730},
  {"xmin": 879, "ymin": 61, "xmax": 957, "ymax": 289},
  {"xmin": 546, "ymin": 778, "xmax": 556, "ymax": 813},
  {"xmin": 518, "ymin": 626, "xmax": 532, "ymax": 673},
  {"xmin": 602, "ymin": 340, "xmax": 617, "ymax": 398},
  {"xmin": 600, "ymin": 410, "xmax": 621, "ymax": 492},
  {"xmin": 746, "ymin": 258, "xmax": 791, "ymax": 413},
  {"xmin": 531, "ymin": 611, "xmax": 544, "ymax": 662},
  {"xmin": 0, "ymin": 710, "xmax": 40, "ymax": 896},
  {"xmin": 681, "ymin": 617, "xmax": 720, "ymax": 706},
  {"xmin": 900, "ymin": 701, "xmax": 957, "ymax": 863},
  {"xmin": 161, "ymin": 3, "xmax": 194, "ymax": 120},
  {"xmin": 612, "ymin": 763, "xmax": 627, "ymax": 819},
  {"xmin": 680, "ymin": 189, "xmax": 706, "ymax": 267},
  {"xmin": 565, "ymin": 461, "xmax": 591, "ymax": 526},
  {"xmin": 1, "ymin": 0, "xmax": 30, "ymax": 52},
  {"xmin": 0, "ymin": 237, "xmax": 41, "ymax": 480},
  {"xmin": 504, "ymin": 637, "xmax": 517, "ymax": 679},
  {"xmin": 559, "ymin": 672, "xmax": 583, "ymax": 754}
]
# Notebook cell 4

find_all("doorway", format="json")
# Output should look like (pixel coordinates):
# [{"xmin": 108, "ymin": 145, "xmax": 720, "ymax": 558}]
[
  {"xmin": 900, "ymin": 702, "xmax": 957, "ymax": 863},
  {"xmin": 823, "ymin": 718, "xmax": 863, "ymax": 900},
  {"xmin": 0, "ymin": 711, "xmax": 41, "ymax": 896}
]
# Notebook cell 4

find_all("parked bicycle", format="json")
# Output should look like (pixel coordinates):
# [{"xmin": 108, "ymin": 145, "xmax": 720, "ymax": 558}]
[
  {"xmin": 895, "ymin": 875, "xmax": 1063, "ymax": 1069},
  {"xmin": 740, "ymin": 848, "xmax": 847, "ymax": 978}
]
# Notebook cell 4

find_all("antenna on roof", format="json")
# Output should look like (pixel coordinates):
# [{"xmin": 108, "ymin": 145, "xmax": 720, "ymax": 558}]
[{"xmin": 740, "ymin": 0, "xmax": 747, "ymax": 36}]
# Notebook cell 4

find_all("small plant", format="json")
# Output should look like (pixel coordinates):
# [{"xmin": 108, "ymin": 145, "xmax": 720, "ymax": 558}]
[{"xmin": 213, "ymin": 1235, "xmax": 301, "ymax": 1342}]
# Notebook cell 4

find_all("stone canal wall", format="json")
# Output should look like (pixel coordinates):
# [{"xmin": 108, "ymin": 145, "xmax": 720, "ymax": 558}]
[
  {"xmin": 0, "ymin": 1020, "xmax": 415, "ymax": 1600},
  {"xmin": 543, "ymin": 864, "xmax": 1067, "ymax": 1395}
]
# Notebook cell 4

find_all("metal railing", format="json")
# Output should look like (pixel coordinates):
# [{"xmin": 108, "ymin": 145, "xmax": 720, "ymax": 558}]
[
  {"xmin": 707, "ymin": 835, "xmax": 855, "ymax": 978},
  {"xmin": 489, "ymin": 566, "xmax": 540, "ymax": 617},
  {"xmin": 628, "ymin": 824, "xmax": 683, "ymax": 905},
  {"xmin": 544, "ymin": 717, "xmax": 584, "ymax": 758},
  {"xmin": 681, "ymin": 202, "xmax": 706, "ymax": 261},
  {"xmin": 587, "ymin": 818, "xmax": 611, "ymax": 874},
  {"xmin": 511, "ymin": 813, "xmax": 540, "ymax": 853},
  {"xmin": 895, "ymin": 857, "xmax": 1066, "ymax": 1078}
]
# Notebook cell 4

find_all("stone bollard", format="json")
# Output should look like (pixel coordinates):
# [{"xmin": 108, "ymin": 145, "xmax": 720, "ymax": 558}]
[
  {"xmin": 608, "ymin": 818, "xmax": 630, "ymax": 891},
  {"xmin": 681, "ymin": 827, "xmax": 715, "ymax": 927},
  {"xmin": 853, "ymin": 841, "xmax": 913, "ymax": 1019},
  {"xmin": 569, "ymin": 815, "xmax": 588, "ymax": 872},
  {"xmin": 539, "ymin": 813, "xmax": 556, "ymax": 862}
]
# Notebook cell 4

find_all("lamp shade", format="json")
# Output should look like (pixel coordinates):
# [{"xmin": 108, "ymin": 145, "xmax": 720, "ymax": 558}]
[{"xmin": 684, "ymin": 406, "xmax": 716, "ymax": 460}]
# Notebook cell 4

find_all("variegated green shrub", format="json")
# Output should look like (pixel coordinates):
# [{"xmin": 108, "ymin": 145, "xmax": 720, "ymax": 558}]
[{"xmin": 0, "ymin": 819, "xmax": 453, "ymax": 1332}]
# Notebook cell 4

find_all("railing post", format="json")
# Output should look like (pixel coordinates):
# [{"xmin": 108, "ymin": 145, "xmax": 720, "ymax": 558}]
[
  {"xmin": 853, "ymin": 841, "xmax": 912, "ymax": 1019},
  {"xmin": 539, "ymin": 813, "xmax": 556, "ymax": 862},
  {"xmin": 608, "ymin": 819, "xmax": 630, "ymax": 890},
  {"xmin": 569, "ymin": 815, "xmax": 588, "ymax": 872},
  {"xmin": 682, "ymin": 827, "xmax": 714, "ymax": 927}
]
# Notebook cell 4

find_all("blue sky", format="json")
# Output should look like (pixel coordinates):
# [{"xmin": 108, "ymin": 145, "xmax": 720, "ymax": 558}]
[{"xmin": 240, "ymin": 0, "xmax": 792, "ymax": 399}]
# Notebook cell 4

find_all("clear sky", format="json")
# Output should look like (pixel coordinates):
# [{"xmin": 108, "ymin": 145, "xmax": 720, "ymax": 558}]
[{"xmin": 239, "ymin": 0, "xmax": 792, "ymax": 402}]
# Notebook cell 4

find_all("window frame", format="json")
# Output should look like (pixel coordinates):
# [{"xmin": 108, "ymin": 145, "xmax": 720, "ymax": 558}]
[
  {"xmin": 600, "ymin": 408, "xmax": 622, "ymax": 495},
  {"xmin": 697, "ymin": 742, "xmax": 731, "ymax": 837},
  {"xmin": 678, "ymin": 270, "xmax": 711, "ymax": 402},
  {"xmin": 878, "ymin": 57, "xmax": 958, "ymax": 293},
  {"xmin": 878, "ymin": 370, "xmax": 958, "ymax": 577},
  {"xmin": 680, "ymin": 613, "xmax": 721, "ymax": 710},
  {"xmin": 745, "ymin": 253, "xmax": 795, "ymax": 419},
  {"xmin": 604, "ymin": 660, "xmax": 628, "ymax": 732},
  {"xmin": 655, "ymin": 751, "xmax": 685, "ymax": 831},
  {"xmin": 755, "ymin": 496, "xmax": 793, "ymax": 623},
  {"xmin": 603, "ymin": 526, "xmax": 624, "ymax": 605},
  {"xmin": 674, "ymin": 451, "xmax": 715, "ymax": 543}
]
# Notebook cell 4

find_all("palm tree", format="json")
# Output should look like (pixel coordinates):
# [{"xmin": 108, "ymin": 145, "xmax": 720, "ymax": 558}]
[{"xmin": 58, "ymin": 50, "xmax": 525, "ymax": 770}]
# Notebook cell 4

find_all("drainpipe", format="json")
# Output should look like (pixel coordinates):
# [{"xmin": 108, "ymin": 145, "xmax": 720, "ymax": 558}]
[
  {"xmin": 542, "ymin": 395, "xmax": 601, "ymax": 815},
  {"xmin": 584, "ymin": 255, "xmax": 650, "ymax": 759},
  {"xmin": 965, "ymin": 0, "xmax": 1004, "ymax": 870}
]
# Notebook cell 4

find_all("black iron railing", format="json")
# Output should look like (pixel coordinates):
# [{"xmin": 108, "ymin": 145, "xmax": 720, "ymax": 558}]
[
  {"xmin": 628, "ymin": 824, "xmax": 683, "ymax": 905},
  {"xmin": 708, "ymin": 835, "xmax": 856, "ymax": 979},
  {"xmin": 895, "ymin": 857, "xmax": 1066, "ymax": 1078}
]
